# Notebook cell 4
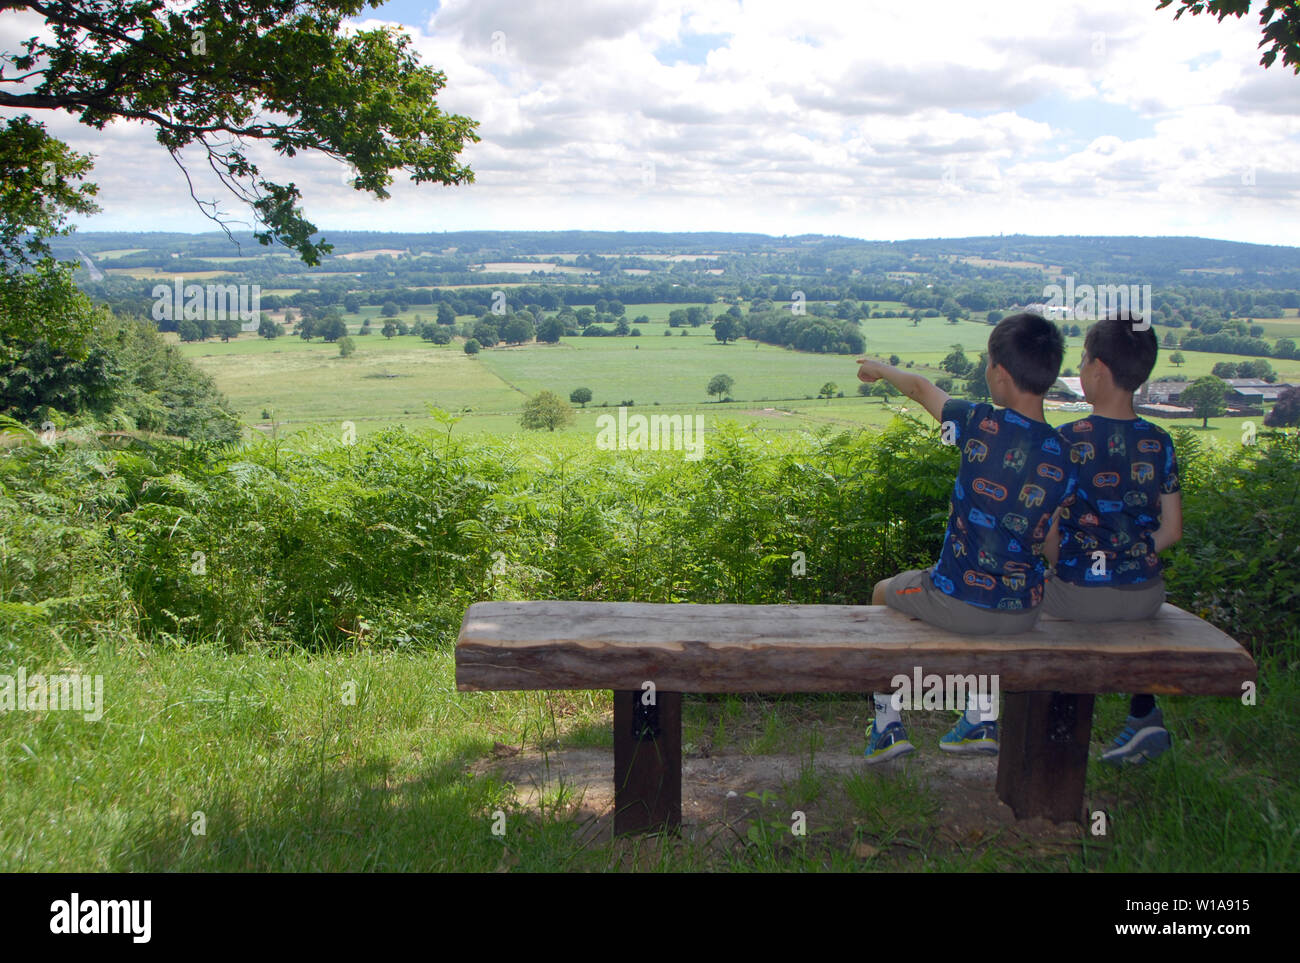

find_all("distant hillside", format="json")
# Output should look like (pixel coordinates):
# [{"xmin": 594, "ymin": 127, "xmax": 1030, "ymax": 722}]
[
  {"xmin": 46, "ymin": 231, "xmax": 1300, "ymax": 290},
  {"xmin": 48, "ymin": 230, "xmax": 838, "ymax": 259},
  {"xmin": 902, "ymin": 235, "xmax": 1300, "ymax": 282}
]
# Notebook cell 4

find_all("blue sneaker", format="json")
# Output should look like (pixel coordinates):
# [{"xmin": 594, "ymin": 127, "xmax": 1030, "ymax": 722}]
[
  {"xmin": 864, "ymin": 720, "xmax": 915, "ymax": 764},
  {"xmin": 1101, "ymin": 707, "xmax": 1171, "ymax": 766},
  {"xmin": 939, "ymin": 713, "xmax": 999, "ymax": 754}
]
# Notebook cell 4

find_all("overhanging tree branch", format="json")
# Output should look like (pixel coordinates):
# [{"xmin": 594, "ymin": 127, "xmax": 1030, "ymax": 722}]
[
  {"xmin": 1156, "ymin": 0, "xmax": 1300, "ymax": 72},
  {"xmin": 1, "ymin": 0, "xmax": 480, "ymax": 264}
]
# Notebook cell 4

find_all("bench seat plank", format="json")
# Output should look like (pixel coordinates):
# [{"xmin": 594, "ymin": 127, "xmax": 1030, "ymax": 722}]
[{"xmin": 456, "ymin": 601, "xmax": 1255, "ymax": 696}]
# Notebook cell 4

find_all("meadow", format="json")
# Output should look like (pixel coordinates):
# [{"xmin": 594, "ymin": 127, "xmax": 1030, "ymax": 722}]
[{"xmin": 177, "ymin": 307, "xmax": 1298, "ymax": 443}]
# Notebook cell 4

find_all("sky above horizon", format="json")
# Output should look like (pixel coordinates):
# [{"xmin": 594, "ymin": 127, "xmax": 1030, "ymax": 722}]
[{"xmin": 5, "ymin": 0, "xmax": 1299, "ymax": 247}]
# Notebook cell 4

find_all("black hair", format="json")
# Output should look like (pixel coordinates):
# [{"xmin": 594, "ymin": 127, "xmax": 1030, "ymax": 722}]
[
  {"xmin": 1083, "ymin": 313, "xmax": 1158, "ymax": 392},
  {"xmin": 986, "ymin": 312, "xmax": 1065, "ymax": 396}
]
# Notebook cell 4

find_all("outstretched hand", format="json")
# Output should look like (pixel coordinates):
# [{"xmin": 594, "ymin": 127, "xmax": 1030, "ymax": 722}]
[{"xmin": 856, "ymin": 357, "xmax": 887, "ymax": 383}]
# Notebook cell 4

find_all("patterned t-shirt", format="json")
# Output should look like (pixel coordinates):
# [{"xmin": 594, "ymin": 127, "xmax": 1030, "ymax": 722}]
[
  {"xmin": 931, "ymin": 399, "xmax": 1079, "ymax": 611},
  {"xmin": 1054, "ymin": 415, "xmax": 1180, "ymax": 586}
]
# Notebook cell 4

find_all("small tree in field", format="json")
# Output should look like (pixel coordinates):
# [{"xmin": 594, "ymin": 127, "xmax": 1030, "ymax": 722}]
[
  {"xmin": 941, "ymin": 345, "xmax": 972, "ymax": 377},
  {"xmin": 217, "ymin": 317, "xmax": 242, "ymax": 342},
  {"xmin": 319, "ymin": 315, "xmax": 347, "ymax": 342},
  {"xmin": 712, "ymin": 316, "xmax": 739, "ymax": 344},
  {"xmin": 871, "ymin": 381, "xmax": 901, "ymax": 404},
  {"xmin": 338, "ymin": 336, "xmax": 355, "ymax": 357},
  {"xmin": 819, "ymin": 382, "xmax": 838, "ymax": 400},
  {"xmin": 707, "ymin": 373, "xmax": 734, "ymax": 401},
  {"xmin": 570, "ymin": 387, "xmax": 592, "ymax": 408},
  {"xmin": 1170, "ymin": 351, "xmax": 1186, "ymax": 367},
  {"xmin": 520, "ymin": 391, "xmax": 574, "ymax": 432},
  {"xmin": 1181, "ymin": 376, "xmax": 1229, "ymax": 428}
]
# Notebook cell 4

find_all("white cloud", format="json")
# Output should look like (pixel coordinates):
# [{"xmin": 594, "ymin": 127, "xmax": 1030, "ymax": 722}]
[{"xmin": 1, "ymin": 0, "xmax": 1294, "ymax": 244}]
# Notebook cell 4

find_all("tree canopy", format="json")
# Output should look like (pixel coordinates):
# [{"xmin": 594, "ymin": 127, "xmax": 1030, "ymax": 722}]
[
  {"xmin": 965, "ymin": 353, "xmax": 991, "ymax": 400},
  {"xmin": 1264, "ymin": 385, "xmax": 1300, "ymax": 426},
  {"xmin": 520, "ymin": 390, "xmax": 573, "ymax": 432},
  {"xmin": 707, "ymin": 374, "xmax": 734, "ymax": 401},
  {"xmin": 1157, "ymin": 1, "xmax": 1300, "ymax": 72},
  {"xmin": 1181, "ymin": 375, "xmax": 1230, "ymax": 428},
  {"xmin": 1, "ymin": 1, "xmax": 480, "ymax": 265}
]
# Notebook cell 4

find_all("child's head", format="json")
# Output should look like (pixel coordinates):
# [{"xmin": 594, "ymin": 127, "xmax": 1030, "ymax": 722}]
[
  {"xmin": 986, "ymin": 312, "xmax": 1065, "ymax": 402},
  {"xmin": 1081, "ymin": 314, "xmax": 1158, "ymax": 399}
]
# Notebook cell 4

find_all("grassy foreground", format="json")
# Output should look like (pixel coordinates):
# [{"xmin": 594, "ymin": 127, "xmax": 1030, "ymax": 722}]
[
  {"xmin": 3, "ymin": 634, "xmax": 1295, "ymax": 872},
  {"xmin": 2, "ymin": 419, "xmax": 1294, "ymax": 872}
]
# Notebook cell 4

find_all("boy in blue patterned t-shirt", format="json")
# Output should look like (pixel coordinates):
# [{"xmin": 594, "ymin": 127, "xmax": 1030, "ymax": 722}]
[
  {"xmin": 1042, "ymin": 315, "xmax": 1184, "ymax": 766},
  {"xmin": 856, "ymin": 312, "xmax": 1078, "ymax": 763}
]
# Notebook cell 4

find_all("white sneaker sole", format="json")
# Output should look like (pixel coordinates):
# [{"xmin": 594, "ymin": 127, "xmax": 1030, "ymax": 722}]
[
  {"xmin": 864, "ymin": 740, "xmax": 916, "ymax": 765},
  {"xmin": 1102, "ymin": 726, "xmax": 1172, "ymax": 765},
  {"xmin": 939, "ymin": 740, "xmax": 999, "ymax": 754}
]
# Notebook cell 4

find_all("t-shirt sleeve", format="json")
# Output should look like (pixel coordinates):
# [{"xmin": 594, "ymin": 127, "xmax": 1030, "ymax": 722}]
[
  {"xmin": 1160, "ymin": 432, "xmax": 1181, "ymax": 494},
  {"xmin": 940, "ymin": 398, "xmax": 982, "ymax": 443}
]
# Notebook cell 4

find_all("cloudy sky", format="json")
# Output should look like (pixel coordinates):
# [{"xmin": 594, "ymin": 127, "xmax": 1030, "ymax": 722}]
[{"xmin": 7, "ymin": 0, "xmax": 1300, "ymax": 244}]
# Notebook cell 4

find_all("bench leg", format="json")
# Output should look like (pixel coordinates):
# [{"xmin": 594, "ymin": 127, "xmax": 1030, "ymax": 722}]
[
  {"xmin": 996, "ymin": 691, "xmax": 1094, "ymax": 824},
  {"xmin": 613, "ymin": 690, "xmax": 682, "ymax": 835}
]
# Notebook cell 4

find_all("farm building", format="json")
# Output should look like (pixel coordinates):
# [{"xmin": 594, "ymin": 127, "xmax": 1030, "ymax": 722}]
[
  {"xmin": 1224, "ymin": 379, "xmax": 1297, "ymax": 404},
  {"xmin": 1049, "ymin": 376, "xmax": 1086, "ymax": 401}
]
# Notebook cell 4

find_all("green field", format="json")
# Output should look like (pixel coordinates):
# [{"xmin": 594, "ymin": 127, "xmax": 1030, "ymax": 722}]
[
  {"xmin": 109, "ymin": 267, "xmax": 232, "ymax": 279},
  {"xmin": 179, "ymin": 307, "xmax": 1292, "ymax": 446},
  {"xmin": 186, "ymin": 337, "xmax": 519, "ymax": 425},
  {"xmin": 1244, "ymin": 316, "xmax": 1300, "ymax": 338}
]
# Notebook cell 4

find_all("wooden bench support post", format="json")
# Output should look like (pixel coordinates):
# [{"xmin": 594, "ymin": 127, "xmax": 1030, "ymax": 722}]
[
  {"xmin": 996, "ymin": 691, "xmax": 1094, "ymax": 824},
  {"xmin": 613, "ymin": 690, "xmax": 682, "ymax": 835}
]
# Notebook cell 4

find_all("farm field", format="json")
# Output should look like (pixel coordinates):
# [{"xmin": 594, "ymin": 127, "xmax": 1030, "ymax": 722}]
[
  {"xmin": 180, "ymin": 309, "xmax": 1285, "ymax": 445},
  {"xmin": 1247, "ymin": 316, "xmax": 1300, "ymax": 338},
  {"xmin": 188, "ymin": 340, "xmax": 519, "ymax": 425},
  {"xmin": 473, "ymin": 262, "xmax": 591, "ymax": 274},
  {"xmin": 107, "ymin": 267, "xmax": 232, "ymax": 280},
  {"xmin": 191, "ymin": 253, "xmax": 297, "ymax": 264}
]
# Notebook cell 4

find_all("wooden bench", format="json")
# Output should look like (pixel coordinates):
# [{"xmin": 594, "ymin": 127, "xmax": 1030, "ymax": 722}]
[{"xmin": 456, "ymin": 601, "xmax": 1256, "ymax": 832}]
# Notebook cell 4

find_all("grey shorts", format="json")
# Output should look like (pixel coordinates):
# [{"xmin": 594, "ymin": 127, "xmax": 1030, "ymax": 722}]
[
  {"xmin": 883, "ymin": 568, "xmax": 1040, "ymax": 636},
  {"xmin": 1041, "ymin": 574, "xmax": 1166, "ymax": 621}
]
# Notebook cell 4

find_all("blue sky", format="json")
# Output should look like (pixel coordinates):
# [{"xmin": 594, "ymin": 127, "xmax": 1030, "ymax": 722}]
[{"xmin": 4, "ymin": 0, "xmax": 1297, "ymax": 245}]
